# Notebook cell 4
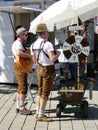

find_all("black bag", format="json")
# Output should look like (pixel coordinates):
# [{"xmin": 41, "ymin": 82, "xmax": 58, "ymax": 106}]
[{"xmin": 54, "ymin": 50, "xmax": 59, "ymax": 63}]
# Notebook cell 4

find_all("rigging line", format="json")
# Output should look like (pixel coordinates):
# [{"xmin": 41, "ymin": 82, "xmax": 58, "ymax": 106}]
[{"xmin": 8, "ymin": 13, "xmax": 16, "ymax": 35}]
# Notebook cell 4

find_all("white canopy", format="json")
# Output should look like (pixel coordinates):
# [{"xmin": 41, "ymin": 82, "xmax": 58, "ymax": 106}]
[
  {"xmin": 29, "ymin": 0, "xmax": 78, "ymax": 34},
  {"xmin": 29, "ymin": 0, "xmax": 98, "ymax": 34}
]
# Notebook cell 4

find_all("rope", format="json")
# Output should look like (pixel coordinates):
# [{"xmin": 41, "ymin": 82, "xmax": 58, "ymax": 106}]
[{"xmin": 8, "ymin": 13, "xmax": 16, "ymax": 35}]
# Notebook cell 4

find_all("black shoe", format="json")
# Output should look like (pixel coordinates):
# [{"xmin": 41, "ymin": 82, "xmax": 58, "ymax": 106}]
[{"xmin": 16, "ymin": 108, "xmax": 19, "ymax": 113}]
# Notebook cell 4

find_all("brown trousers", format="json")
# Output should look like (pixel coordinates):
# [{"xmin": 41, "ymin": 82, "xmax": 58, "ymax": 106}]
[
  {"xmin": 14, "ymin": 63, "xmax": 28, "ymax": 94},
  {"xmin": 37, "ymin": 64, "xmax": 55, "ymax": 100}
]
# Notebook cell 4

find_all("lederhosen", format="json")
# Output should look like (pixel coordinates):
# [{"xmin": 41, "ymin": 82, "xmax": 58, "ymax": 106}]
[
  {"xmin": 14, "ymin": 44, "xmax": 28, "ymax": 95},
  {"xmin": 33, "ymin": 41, "xmax": 55, "ymax": 100}
]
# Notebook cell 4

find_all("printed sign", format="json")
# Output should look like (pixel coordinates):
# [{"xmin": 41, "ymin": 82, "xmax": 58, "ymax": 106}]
[{"xmin": 69, "ymin": 25, "xmax": 84, "ymax": 31}]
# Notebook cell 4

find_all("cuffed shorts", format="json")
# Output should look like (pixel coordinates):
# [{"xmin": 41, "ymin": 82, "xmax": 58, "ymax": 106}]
[
  {"xmin": 37, "ymin": 64, "xmax": 55, "ymax": 100},
  {"xmin": 14, "ymin": 63, "xmax": 28, "ymax": 94}
]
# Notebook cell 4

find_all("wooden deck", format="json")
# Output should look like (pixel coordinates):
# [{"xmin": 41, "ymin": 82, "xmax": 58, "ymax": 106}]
[{"xmin": 0, "ymin": 79, "xmax": 98, "ymax": 130}]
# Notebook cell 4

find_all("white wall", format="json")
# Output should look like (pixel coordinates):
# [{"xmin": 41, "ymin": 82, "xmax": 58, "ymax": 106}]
[
  {"xmin": 0, "ymin": 12, "xmax": 14, "ymax": 83},
  {"xmin": 0, "ymin": 1, "xmax": 41, "ymax": 83}
]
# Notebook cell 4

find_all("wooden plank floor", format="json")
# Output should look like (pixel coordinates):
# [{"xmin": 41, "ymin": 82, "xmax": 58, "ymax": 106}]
[{"xmin": 0, "ymin": 79, "xmax": 98, "ymax": 130}]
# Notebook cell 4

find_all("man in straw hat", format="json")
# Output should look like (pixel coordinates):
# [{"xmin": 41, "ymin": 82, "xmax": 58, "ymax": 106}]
[
  {"xmin": 30, "ymin": 23, "xmax": 61, "ymax": 121},
  {"xmin": 12, "ymin": 26, "xmax": 32, "ymax": 115}
]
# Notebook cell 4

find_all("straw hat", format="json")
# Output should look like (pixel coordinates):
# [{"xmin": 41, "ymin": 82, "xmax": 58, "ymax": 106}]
[{"xmin": 36, "ymin": 23, "xmax": 48, "ymax": 32}]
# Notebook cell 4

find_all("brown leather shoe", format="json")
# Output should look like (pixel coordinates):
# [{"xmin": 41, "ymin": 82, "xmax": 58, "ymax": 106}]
[
  {"xmin": 19, "ymin": 108, "xmax": 32, "ymax": 115},
  {"xmin": 34, "ymin": 113, "xmax": 39, "ymax": 119},
  {"xmin": 37, "ymin": 115, "xmax": 53, "ymax": 122}
]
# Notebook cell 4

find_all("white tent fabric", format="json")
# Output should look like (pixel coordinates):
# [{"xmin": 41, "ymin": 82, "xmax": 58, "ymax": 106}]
[
  {"xmin": 69, "ymin": 0, "xmax": 98, "ymax": 22},
  {"xmin": 29, "ymin": 0, "xmax": 78, "ymax": 34},
  {"xmin": 29, "ymin": 0, "xmax": 98, "ymax": 34}
]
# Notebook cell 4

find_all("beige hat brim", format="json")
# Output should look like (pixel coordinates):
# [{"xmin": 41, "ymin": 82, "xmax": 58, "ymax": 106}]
[{"xmin": 16, "ymin": 27, "xmax": 28, "ymax": 36}]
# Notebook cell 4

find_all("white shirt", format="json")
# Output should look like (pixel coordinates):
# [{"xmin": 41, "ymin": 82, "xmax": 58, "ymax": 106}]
[
  {"xmin": 12, "ymin": 40, "xmax": 24, "ymax": 62},
  {"xmin": 30, "ymin": 37, "xmax": 54, "ymax": 66}
]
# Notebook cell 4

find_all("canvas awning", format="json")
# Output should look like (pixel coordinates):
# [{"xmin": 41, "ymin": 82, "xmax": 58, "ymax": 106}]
[
  {"xmin": 0, "ymin": 6, "xmax": 42, "ymax": 34},
  {"xmin": 0, "ymin": 6, "xmax": 43, "ymax": 14}
]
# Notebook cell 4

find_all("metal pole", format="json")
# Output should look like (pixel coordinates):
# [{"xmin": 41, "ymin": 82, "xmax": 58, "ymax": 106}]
[
  {"xmin": 8, "ymin": 13, "xmax": 16, "ymax": 35},
  {"xmin": 41, "ymin": 0, "xmax": 45, "ymax": 10}
]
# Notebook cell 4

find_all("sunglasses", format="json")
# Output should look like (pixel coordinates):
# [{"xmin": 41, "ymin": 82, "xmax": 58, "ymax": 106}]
[{"xmin": 22, "ymin": 33, "xmax": 28, "ymax": 37}]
